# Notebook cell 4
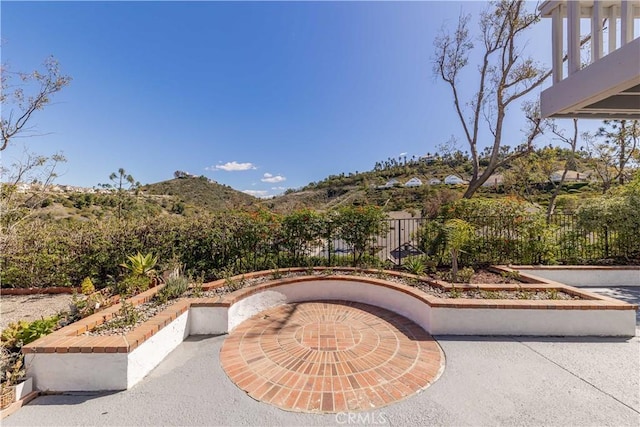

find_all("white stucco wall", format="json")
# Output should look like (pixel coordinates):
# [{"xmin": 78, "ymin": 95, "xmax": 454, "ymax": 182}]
[
  {"xmin": 430, "ymin": 307, "xmax": 636, "ymax": 336},
  {"xmin": 25, "ymin": 352, "xmax": 128, "ymax": 391},
  {"xmin": 26, "ymin": 275, "xmax": 637, "ymax": 393},
  {"xmin": 127, "ymin": 311, "xmax": 190, "ymax": 388},
  {"xmin": 516, "ymin": 267, "xmax": 640, "ymax": 287},
  {"xmin": 189, "ymin": 307, "xmax": 228, "ymax": 335},
  {"xmin": 227, "ymin": 280, "xmax": 431, "ymax": 333},
  {"xmin": 227, "ymin": 290, "xmax": 288, "ymax": 331}
]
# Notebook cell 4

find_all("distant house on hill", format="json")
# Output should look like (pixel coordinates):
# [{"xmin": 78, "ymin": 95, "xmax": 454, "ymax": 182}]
[
  {"xmin": 420, "ymin": 155, "xmax": 438, "ymax": 164},
  {"xmin": 378, "ymin": 178, "xmax": 401, "ymax": 189},
  {"xmin": 404, "ymin": 177, "xmax": 422, "ymax": 187},
  {"xmin": 482, "ymin": 174, "xmax": 504, "ymax": 188},
  {"xmin": 428, "ymin": 178, "xmax": 442, "ymax": 185},
  {"xmin": 444, "ymin": 175, "xmax": 467, "ymax": 185},
  {"xmin": 550, "ymin": 170, "xmax": 588, "ymax": 183},
  {"xmin": 174, "ymin": 170, "xmax": 195, "ymax": 179}
]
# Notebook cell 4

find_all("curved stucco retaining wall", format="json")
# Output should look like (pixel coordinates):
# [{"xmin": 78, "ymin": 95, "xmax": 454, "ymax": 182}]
[
  {"xmin": 24, "ymin": 272, "xmax": 638, "ymax": 392},
  {"xmin": 227, "ymin": 280, "xmax": 431, "ymax": 333},
  {"xmin": 226, "ymin": 279, "xmax": 635, "ymax": 337}
]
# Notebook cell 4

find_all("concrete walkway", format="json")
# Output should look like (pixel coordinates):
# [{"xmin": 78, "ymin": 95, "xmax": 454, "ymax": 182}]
[{"xmin": 5, "ymin": 289, "xmax": 640, "ymax": 426}]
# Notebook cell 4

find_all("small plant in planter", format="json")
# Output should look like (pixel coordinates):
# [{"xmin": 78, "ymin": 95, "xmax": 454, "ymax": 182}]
[
  {"xmin": 69, "ymin": 291, "xmax": 111, "ymax": 320},
  {"xmin": 156, "ymin": 276, "xmax": 190, "ymax": 305},
  {"xmin": 1, "ymin": 353, "xmax": 24, "ymax": 409},
  {"xmin": 80, "ymin": 277, "xmax": 95, "ymax": 295},
  {"xmin": 456, "ymin": 267, "xmax": 475, "ymax": 284},
  {"xmin": 442, "ymin": 219, "xmax": 474, "ymax": 283},
  {"xmin": 270, "ymin": 263, "xmax": 283, "ymax": 280},
  {"xmin": 448, "ymin": 285, "xmax": 462, "ymax": 299},
  {"xmin": 1, "ymin": 343, "xmax": 32, "ymax": 410},
  {"xmin": 404, "ymin": 257, "xmax": 426, "ymax": 276},
  {"xmin": 191, "ymin": 274, "xmax": 204, "ymax": 298},
  {"xmin": 500, "ymin": 270, "xmax": 522, "ymax": 282},
  {"xmin": 120, "ymin": 252, "xmax": 159, "ymax": 287}
]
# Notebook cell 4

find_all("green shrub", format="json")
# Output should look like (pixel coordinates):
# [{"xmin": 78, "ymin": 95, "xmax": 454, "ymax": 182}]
[
  {"xmin": 80, "ymin": 277, "xmax": 95, "ymax": 295},
  {"xmin": 120, "ymin": 252, "xmax": 158, "ymax": 278},
  {"xmin": 1, "ymin": 316, "xmax": 59, "ymax": 350},
  {"xmin": 403, "ymin": 257, "xmax": 425, "ymax": 276},
  {"xmin": 457, "ymin": 267, "xmax": 475, "ymax": 283},
  {"xmin": 156, "ymin": 276, "xmax": 189, "ymax": 304},
  {"xmin": 115, "ymin": 275, "xmax": 150, "ymax": 297},
  {"xmin": 115, "ymin": 301, "xmax": 139, "ymax": 327},
  {"xmin": 69, "ymin": 291, "xmax": 110, "ymax": 320},
  {"xmin": 334, "ymin": 206, "xmax": 388, "ymax": 266}
]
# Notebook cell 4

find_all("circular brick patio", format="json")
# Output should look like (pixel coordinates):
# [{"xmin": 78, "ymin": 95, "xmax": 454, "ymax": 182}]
[{"xmin": 220, "ymin": 300, "xmax": 444, "ymax": 413}]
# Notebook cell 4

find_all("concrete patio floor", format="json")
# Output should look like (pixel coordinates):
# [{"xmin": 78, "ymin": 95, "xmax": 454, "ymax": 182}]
[{"xmin": 4, "ymin": 287, "xmax": 639, "ymax": 427}]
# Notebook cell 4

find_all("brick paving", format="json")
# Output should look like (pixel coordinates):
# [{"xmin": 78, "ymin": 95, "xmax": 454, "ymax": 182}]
[{"xmin": 220, "ymin": 300, "xmax": 444, "ymax": 413}]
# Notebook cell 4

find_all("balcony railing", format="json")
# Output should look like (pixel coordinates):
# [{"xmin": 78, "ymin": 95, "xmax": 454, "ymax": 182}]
[{"xmin": 539, "ymin": 0, "xmax": 640, "ymax": 118}]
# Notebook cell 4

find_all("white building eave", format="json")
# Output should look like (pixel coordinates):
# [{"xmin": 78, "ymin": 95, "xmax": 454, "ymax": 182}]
[
  {"xmin": 539, "ymin": 0, "xmax": 640, "ymax": 119},
  {"xmin": 540, "ymin": 38, "xmax": 640, "ymax": 118}
]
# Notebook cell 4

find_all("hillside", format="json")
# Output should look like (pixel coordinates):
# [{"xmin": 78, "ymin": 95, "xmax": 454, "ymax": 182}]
[
  {"xmin": 261, "ymin": 150, "xmax": 606, "ymax": 214},
  {"xmin": 9, "ymin": 148, "xmax": 618, "ymax": 220},
  {"xmin": 140, "ymin": 176, "xmax": 257, "ymax": 212}
]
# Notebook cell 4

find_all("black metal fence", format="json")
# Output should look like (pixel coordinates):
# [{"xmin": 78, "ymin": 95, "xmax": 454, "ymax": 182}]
[{"xmin": 325, "ymin": 215, "xmax": 638, "ymax": 267}]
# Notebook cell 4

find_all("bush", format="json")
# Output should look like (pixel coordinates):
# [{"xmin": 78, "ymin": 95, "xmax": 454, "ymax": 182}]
[
  {"xmin": 1, "ymin": 316, "xmax": 59, "ymax": 350},
  {"xmin": 423, "ymin": 198, "xmax": 557, "ymax": 265},
  {"xmin": 333, "ymin": 206, "xmax": 388, "ymax": 266},
  {"xmin": 80, "ymin": 277, "xmax": 95, "ymax": 295},
  {"xmin": 403, "ymin": 257, "xmax": 425, "ymax": 276},
  {"xmin": 156, "ymin": 276, "xmax": 189, "ymax": 304}
]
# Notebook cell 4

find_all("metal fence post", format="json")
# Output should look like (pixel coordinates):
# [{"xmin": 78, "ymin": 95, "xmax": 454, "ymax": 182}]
[{"xmin": 397, "ymin": 219, "xmax": 402, "ymax": 267}]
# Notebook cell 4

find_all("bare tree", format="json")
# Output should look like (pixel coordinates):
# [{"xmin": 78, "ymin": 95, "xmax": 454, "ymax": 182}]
[
  {"xmin": 596, "ymin": 120, "xmax": 639, "ymax": 185},
  {"xmin": 546, "ymin": 119, "xmax": 579, "ymax": 221},
  {"xmin": 1, "ymin": 56, "xmax": 71, "ymax": 151},
  {"xmin": 0, "ymin": 147, "xmax": 66, "ymax": 230},
  {"xmin": 434, "ymin": 1, "xmax": 550, "ymax": 198}
]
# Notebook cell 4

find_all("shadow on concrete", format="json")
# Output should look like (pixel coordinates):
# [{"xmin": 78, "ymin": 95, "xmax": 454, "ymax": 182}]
[
  {"xmin": 23, "ymin": 391, "xmax": 120, "ymax": 406},
  {"xmin": 434, "ymin": 335, "xmax": 637, "ymax": 344}
]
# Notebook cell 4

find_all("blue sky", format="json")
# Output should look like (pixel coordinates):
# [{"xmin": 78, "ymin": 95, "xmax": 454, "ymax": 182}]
[{"xmin": 1, "ymin": 1, "xmax": 592, "ymax": 198}]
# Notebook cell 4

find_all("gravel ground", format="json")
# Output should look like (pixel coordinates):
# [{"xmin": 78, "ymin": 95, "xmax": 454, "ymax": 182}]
[{"xmin": 0, "ymin": 294, "xmax": 74, "ymax": 330}]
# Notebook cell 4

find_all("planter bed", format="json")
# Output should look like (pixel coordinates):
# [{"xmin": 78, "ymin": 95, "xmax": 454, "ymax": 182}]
[
  {"xmin": 512, "ymin": 265, "xmax": 640, "ymax": 287},
  {"xmin": 22, "ymin": 267, "xmax": 637, "ymax": 392}
]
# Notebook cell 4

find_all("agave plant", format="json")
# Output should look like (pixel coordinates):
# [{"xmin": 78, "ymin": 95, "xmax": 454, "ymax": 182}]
[
  {"xmin": 403, "ymin": 257, "xmax": 425, "ymax": 276},
  {"xmin": 120, "ymin": 252, "xmax": 158, "ymax": 278}
]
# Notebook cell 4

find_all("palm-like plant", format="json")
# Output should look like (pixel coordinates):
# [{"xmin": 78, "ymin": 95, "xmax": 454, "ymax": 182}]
[
  {"xmin": 120, "ymin": 252, "xmax": 158, "ymax": 278},
  {"xmin": 403, "ymin": 257, "xmax": 425, "ymax": 276},
  {"xmin": 443, "ymin": 219, "xmax": 474, "ymax": 283}
]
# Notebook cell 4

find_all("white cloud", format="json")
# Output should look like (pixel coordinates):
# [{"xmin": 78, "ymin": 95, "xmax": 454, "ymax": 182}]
[
  {"xmin": 242, "ymin": 189, "xmax": 270, "ymax": 198},
  {"xmin": 207, "ymin": 161, "xmax": 256, "ymax": 172},
  {"xmin": 399, "ymin": 152, "xmax": 408, "ymax": 157},
  {"xmin": 261, "ymin": 172, "xmax": 286, "ymax": 183},
  {"xmin": 271, "ymin": 186, "xmax": 286, "ymax": 191}
]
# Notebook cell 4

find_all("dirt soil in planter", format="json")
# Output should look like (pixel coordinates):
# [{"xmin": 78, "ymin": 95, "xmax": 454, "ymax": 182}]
[{"xmin": 467, "ymin": 269, "xmax": 521, "ymax": 284}]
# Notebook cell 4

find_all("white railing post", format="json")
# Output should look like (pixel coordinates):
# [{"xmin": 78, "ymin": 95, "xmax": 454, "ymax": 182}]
[
  {"xmin": 567, "ymin": 0, "xmax": 581, "ymax": 75},
  {"xmin": 608, "ymin": 5, "xmax": 618, "ymax": 54},
  {"xmin": 591, "ymin": 0, "xmax": 603, "ymax": 62},
  {"xmin": 552, "ymin": 4, "xmax": 564, "ymax": 83},
  {"xmin": 621, "ymin": 0, "xmax": 634, "ymax": 45}
]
